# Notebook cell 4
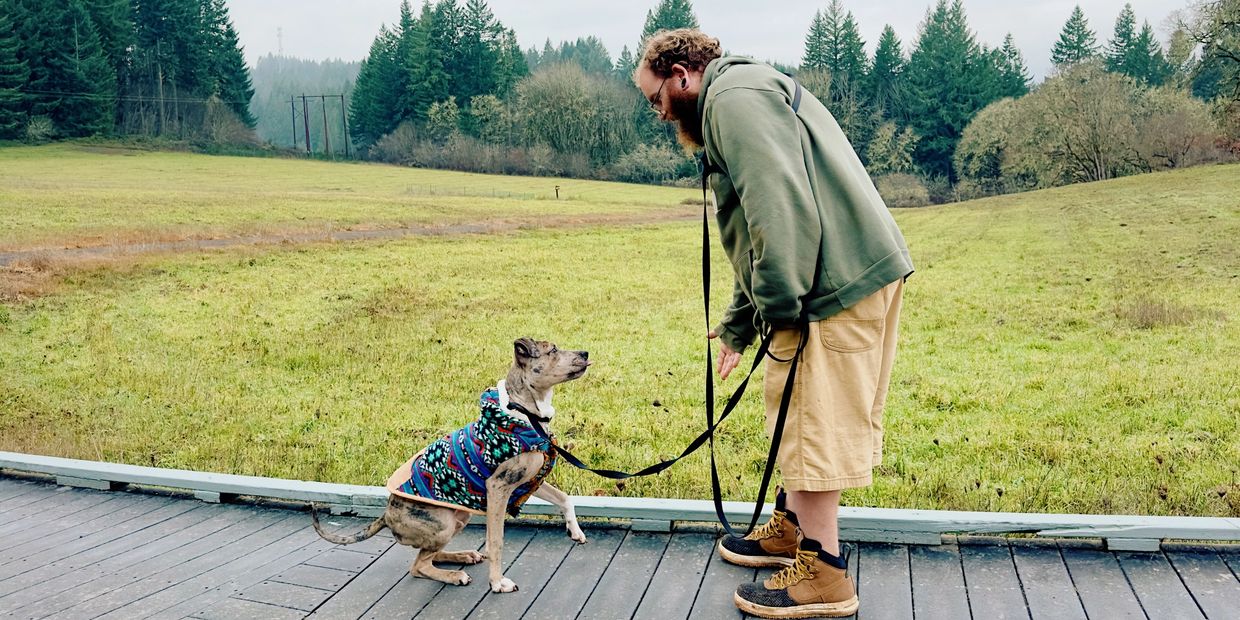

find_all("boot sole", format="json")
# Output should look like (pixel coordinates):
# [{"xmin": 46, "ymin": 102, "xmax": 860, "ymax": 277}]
[
  {"xmin": 716, "ymin": 540, "xmax": 796, "ymax": 568},
  {"xmin": 734, "ymin": 593, "xmax": 860, "ymax": 618}
]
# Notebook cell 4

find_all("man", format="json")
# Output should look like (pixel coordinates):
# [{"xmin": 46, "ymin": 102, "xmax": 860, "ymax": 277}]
[{"xmin": 634, "ymin": 29, "xmax": 913, "ymax": 618}]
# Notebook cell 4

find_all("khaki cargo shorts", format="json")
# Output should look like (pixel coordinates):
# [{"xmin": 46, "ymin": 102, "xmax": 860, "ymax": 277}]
[{"xmin": 763, "ymin": 278, "xmax": 904, "ymax": 492}]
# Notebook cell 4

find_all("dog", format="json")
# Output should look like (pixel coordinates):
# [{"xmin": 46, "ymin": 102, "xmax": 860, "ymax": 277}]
[{"xmin": 311, "ymin": 337, "xmax": 590, "ymax": 593}]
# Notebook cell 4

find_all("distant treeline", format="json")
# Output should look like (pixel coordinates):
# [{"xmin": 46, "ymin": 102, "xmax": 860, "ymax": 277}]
[
  {"xmin": 0, "ymin": 0, "xmax": 255, "ymax": 145},
  {"xmin": 2, "ymin": 0, "xmax": 1236, "ymax": 201}
]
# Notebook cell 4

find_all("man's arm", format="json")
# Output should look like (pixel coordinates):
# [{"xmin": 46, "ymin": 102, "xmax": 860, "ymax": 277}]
[{"xmin": 705, "ymin": 87, "xmax": 822, "ymax": 324}]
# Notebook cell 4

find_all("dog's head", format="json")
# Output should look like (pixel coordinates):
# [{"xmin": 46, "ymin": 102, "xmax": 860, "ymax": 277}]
[{"xmin": 512, "ymin": 337, "xmax": 590, "ymax": 390}]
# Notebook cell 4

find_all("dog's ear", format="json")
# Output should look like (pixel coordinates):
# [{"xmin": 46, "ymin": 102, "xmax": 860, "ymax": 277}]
[{"xmin": 514, "ymin": 338, "xmax": 539, "ymax": 361}]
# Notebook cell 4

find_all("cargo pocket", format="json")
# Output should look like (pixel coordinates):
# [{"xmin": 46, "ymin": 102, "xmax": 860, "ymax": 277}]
[{"xmin": 820, "ymin": 317, "xmax": 883, "ymax": 353}]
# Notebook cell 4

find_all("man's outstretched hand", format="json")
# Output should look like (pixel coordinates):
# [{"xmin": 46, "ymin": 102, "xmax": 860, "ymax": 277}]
[{"xmin": 707, "ymin": 330, "xmax": 742, "ymax": 380}]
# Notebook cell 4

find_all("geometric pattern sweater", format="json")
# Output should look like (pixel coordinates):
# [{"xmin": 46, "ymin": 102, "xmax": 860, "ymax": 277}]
[{"xmin": 393, "ymin": 386, "xmax": 558, "ymax": 517}]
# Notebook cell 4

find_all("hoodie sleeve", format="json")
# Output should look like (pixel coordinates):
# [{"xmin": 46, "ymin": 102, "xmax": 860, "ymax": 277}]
[
  {"xmin": 714, "ymin": 275, "xmax": 758, "ymax": 354},
  {"xmin": 704, "ymin": 87, "xmax": 822, "ymax": 325}
]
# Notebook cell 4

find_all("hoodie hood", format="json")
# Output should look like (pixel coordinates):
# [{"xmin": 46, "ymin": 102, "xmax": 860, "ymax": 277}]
[{"xmin": 697, "ymin": 56, "xmax": 767, "ymax": 122}]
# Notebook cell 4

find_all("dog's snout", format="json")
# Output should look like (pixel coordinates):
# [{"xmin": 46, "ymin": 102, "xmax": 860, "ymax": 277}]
[{"xmin": 580, "ymin": 351, "xmax": 589, "ymax": 360}]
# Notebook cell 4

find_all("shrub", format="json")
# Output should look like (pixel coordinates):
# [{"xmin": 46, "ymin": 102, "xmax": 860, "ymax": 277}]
[
  {"xmin": 371, "ymin": 122, "xmax": 420, "ymax": 165},
  {"xmin": 875, "ymin": 173, "xmax": 931, "ymax": 208},
  {"xmin": 25, "ymin": 116, "xmax": 56, "ymax": 143},
  {"xmin": 610, "ymin": 143, "xmax": 687, "ymax": 184}
]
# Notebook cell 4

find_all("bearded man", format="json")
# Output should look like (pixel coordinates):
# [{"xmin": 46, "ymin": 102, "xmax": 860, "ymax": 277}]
[{"xmin": 634, "ymin": 29, "xmax": 913, "ymax": 619}]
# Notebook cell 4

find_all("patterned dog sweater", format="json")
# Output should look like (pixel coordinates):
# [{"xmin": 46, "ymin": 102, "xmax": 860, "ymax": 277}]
[{"xmin": 390, "ymin": 385, "xmax": 558, "ymax": 517}]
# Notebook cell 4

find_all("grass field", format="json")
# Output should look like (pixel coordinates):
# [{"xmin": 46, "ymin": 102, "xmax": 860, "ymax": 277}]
[
  {"xmin": 0, "ymin": 144, "xmax": 696, "ymax": 252},
  {"xmin": 1, "ymin": 146, "xmax": 1237, "ymax": 517}
]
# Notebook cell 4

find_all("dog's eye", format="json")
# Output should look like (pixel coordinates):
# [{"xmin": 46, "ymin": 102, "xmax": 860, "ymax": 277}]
[{"xmin": 550, "ymin": 346, "xmax": 558, "ymax": 353}]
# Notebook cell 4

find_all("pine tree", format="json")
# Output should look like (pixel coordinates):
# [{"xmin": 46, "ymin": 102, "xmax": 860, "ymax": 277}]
[
  {"xmin": 204, "ymin": 0, "xmax": 254, "ymax": 126},
  {"xmin": 349, "ymin": 26, "xmax": 402, "ymax": 145},
  {"xmin": 1051, "ymin": 5, "xmax": 1099, "ymax": 67},
  {"xmin": 0, "ymin": 1, "xmax": 30, "ymax": 139},
  {"xmin": 997, "ymin": 33, "xmax": 1031, "ymax": 97},
  {"xmin": 1105, "ymin": 3, "xmax": 1137, "ymax": 74},
  {"xmin": 615, "ymin": 45, "xmax": 636, "ymax": 80},
  {"xmin": 905, "ymin": 0, "xmax": 997, "ymax": 179},
  {"xmin": 867, "ymin": 25, "xmax": 906, "ymax": 120},
  {"xmin": 457, "ymin": 0, "xmax": 500, "ymax": 102},
  {"xmin": 1130, "ymin": 21, "xmax": 1172, "ymax": 86},
  {"xmin": 15, "ymin": 0, "xmax": 116, "ymax": 137},
  {"xmin": 406, "ymin": 0, "xmax": 451, "ymax": 121},
  {"xmin": 493, "ymin": 28, "xmax": 527, "ymax": 97},
  {"xmin": 802, "ymin": 10, "xmax": 830, "ymax": 70},
  {"xmin": 80, "ymin": 0, "xmax": 134, "ymax": 85},
  {"xmin": 640, "ymin": 0, "xmax": 699, "ymax": 43}
]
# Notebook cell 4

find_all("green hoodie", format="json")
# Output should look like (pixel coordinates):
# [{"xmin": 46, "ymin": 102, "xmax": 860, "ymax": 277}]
[{"xmin": 699, "ymin": 56, "xmax": 914, "ymax": 353}]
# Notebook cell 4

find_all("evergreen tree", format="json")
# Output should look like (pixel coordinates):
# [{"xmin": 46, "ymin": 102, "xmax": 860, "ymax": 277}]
[
  {"xmin": 905, "ymin": 0, "xmax": 997, "ymax": 179},
  {"xmin": 80, "ymin": 0, "xmax": 134, "ymax": 85},
  {"xmin": 349, "ymin": 25, "xmax": 402, "ymax": 145},
  {"xmin": 493, "ymin": 28, "xmax": 527, "ymax": 96},
  {"xmin": 1130, "ymin": 21, "xmax": 1172, "ymax": 86},
  {"xmin": 867, "ymin": 25, "xmax": 906, "ymax": 120},
  {"xmin": 457, "ymin": 0, "xmax": 501, "ymax": 102},
  {"xmin": 1105, "ymin": 3, "xmax": 1137, "ymax": 74},
  {"xmin": 14, "ymin": 0, "xmax": 116, "ymax": 137},
  {"xmin": 802, "ymin": 1, "xmax": 867, "ymax": 91},
  {"xmin": 406, "ymin": 0, "xmax": 451, "ymax": 121},
  {"xmin": 997, "ymin": 33, "xmax": 1031, "ymax": 97},
  {"xmin": 640, "ymin": 0, "xmax": 698, "ymax": 42},
  {"xmin": 0, "ymin": 2, "xmax": 29, "ymax": 139},
  {"xmin": 392, "ymin": 0, "xmax": 419, "ymax": 119},
  {"xmin": 204, "ymin": 0, "xmax": 254, "ymax": 126},
  {"xmin": 615, "ymin": 45, "xmax": 636, "ymax": 80},
  {"xmin": 802, "ymin": 10, "xmax": 830, "ymax": 70},
  {"xmin": 1051, "ymin": 5, "xmax": 1099, "ymax": 67}
]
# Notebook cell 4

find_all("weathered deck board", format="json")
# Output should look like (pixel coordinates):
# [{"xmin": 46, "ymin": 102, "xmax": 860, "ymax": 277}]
[
  {"xmin": 858, "ymin": 542, "xmax": 913, "ymax": 619},
  {"xmin": 522, "ymin": 528, "xmax": 625, "ymax": 620},
  {"xmin": 576, "ymin": 531, "xmax": 669, "ymax": 620},
  {"xmin": 631, "ymin": 531, "xmax": 715, "ymax": 620},
  {"xmin": 1060, "ymin": 546, "xmax": 1145, "ymax": 618},
  {"xmin": 909, "ymin": 543, "xmax": 971, "ymax": 619},
  {"xmin": 1114, "ymin": 551, "xmax": 1205, "ymax": 620},
  {"xmin": 1167, "ymin": 548, "xmax": 1240, "ymax": 620},
  {"xmin": 2, "ymin": 476, "xmax": 1238, "ymax": 619},
  {"xmin": 958, "ymin": 542, "xmax": 1029, "ymax": 619},
  {"xmin": 1010, "ymin": 541, "xmax": 1088, "ymax": 620}
]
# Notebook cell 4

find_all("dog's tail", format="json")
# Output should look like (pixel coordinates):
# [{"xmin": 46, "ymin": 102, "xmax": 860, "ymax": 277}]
[{"xmin": 310, "ymin": 502, "xmax": 387, "ymax": 545}]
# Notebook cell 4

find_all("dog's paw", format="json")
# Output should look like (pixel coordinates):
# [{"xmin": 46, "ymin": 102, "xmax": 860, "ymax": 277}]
[
  {"xmin": 461, "ymin": 550, "xmax": 486, "ymax": 564},
  {"xmin": 490, "ymin": 577, "xmax": 518, "ymax": 593},
  {"xmin": 567, "ymin": 522, "xmax": 588, "ymax": 544},
  {"xmin": 449, "ymin": 570, "xmax": 471, "ymax": 586}
]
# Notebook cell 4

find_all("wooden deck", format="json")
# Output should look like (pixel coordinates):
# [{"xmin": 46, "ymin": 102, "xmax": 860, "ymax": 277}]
[{"xmin": 1, "ymin": 476, "xmax": 1237, "ymax": 619}]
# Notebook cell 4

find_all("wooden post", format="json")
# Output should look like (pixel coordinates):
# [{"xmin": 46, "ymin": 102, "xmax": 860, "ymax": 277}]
[
  {"xmin": 320, "ymin": 95, "xmax": 331, "ymax": 156},
  {"xmin": 301, "ymin": 95, "xmax": 311, "ymax": 154}
]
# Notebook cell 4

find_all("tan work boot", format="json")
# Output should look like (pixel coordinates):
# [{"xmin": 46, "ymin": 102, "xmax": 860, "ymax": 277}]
[
  {"xmin": 717, "ymin": 488, "xmax": 800, "ymax": 567},
  {"xmin": 733, "ymin": 537, "xmax": 858, "ymax": 619}
]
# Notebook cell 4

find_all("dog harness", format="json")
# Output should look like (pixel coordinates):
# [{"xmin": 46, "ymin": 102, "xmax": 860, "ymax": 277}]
[{"xmin": 387, "ymin": 385, "xmax": 558, "ymax": 517}]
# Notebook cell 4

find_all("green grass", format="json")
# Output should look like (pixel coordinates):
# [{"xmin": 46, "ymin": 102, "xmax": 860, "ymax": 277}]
[
  {"xmin": 0, "ymin": 143, "xmax": 696, "ymax": 251},
  {"xmin": 1, "ymin": 149, "xmax": 1237, "ymax": 517}
]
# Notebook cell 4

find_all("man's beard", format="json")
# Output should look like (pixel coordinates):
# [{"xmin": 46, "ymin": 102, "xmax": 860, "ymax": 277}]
[{"xmin": 665, "ymin": 87, "xmax": 704, "ymax": 151}]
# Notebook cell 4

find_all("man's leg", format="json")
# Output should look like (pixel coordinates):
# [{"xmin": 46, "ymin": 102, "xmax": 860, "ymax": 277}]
[{"xmin": 786, "ymin": 490, "xmax": 841, "ymax": 556}]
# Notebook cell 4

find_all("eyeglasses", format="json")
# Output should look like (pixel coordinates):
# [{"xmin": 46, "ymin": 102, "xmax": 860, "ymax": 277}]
[{"xmin": 648, "ymin": 77, "xmax": 669, "ymax": 113}]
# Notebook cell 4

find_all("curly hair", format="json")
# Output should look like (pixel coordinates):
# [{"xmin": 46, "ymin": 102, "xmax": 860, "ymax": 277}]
[{"xmin": 635, "ymin": 29, "xmax": 722, "ymax": 80}]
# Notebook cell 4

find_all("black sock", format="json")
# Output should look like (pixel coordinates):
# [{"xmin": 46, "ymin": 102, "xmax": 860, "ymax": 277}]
[{"xmin": 798, "ymin": 537, "xmax": 848, "ymax": 569}]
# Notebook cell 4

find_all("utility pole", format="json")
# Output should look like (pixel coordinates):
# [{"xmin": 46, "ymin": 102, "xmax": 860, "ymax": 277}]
[
  {"xmin": 301, "ymin": 94, "xmax": 311, "ymax": 154},
  {"xmin": 320, "ymin": 95, "xmax": 331, "ymax": 157},
  {"xmin": 290, "ymin": 96, "xmax": 297, "ymax": 148},
  {"xmin": 340, "ymin": 94, "xmax": 350, "ymax": 158}
]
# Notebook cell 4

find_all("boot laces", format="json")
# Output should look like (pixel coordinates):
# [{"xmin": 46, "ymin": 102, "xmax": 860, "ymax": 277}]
[
  {"xmin": 743, "ymin": 510, "xmax": 787, "ymax": 541},
  {"xmin": 769, "ymin": 549, "xmax": 819, "ymax": 589}
]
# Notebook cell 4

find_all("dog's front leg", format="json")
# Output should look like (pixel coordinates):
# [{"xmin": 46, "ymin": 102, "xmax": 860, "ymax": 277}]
[
  {"xmin": 485, "ymin": 454, "xmax": 539, "ymax": 593},
  {"xmin": 533, "ymin": 483, "xmax": 587, "ymax": 544}
]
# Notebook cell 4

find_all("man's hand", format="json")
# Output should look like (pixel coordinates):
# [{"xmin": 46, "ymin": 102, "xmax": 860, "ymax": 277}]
[{"xmin": 707, "ymin": 330, "xmax": 742, "ymax": 380}]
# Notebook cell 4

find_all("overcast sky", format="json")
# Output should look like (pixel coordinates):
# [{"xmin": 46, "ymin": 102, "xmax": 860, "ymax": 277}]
[{"xmin": 224, "ymin": 0, "xmax": 1186, "ymax": 81}]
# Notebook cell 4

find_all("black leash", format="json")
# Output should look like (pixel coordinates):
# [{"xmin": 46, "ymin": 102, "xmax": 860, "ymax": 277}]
[{"xmin": 512, "ymin": 78, "xmax": 808, "ymax": 538}]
